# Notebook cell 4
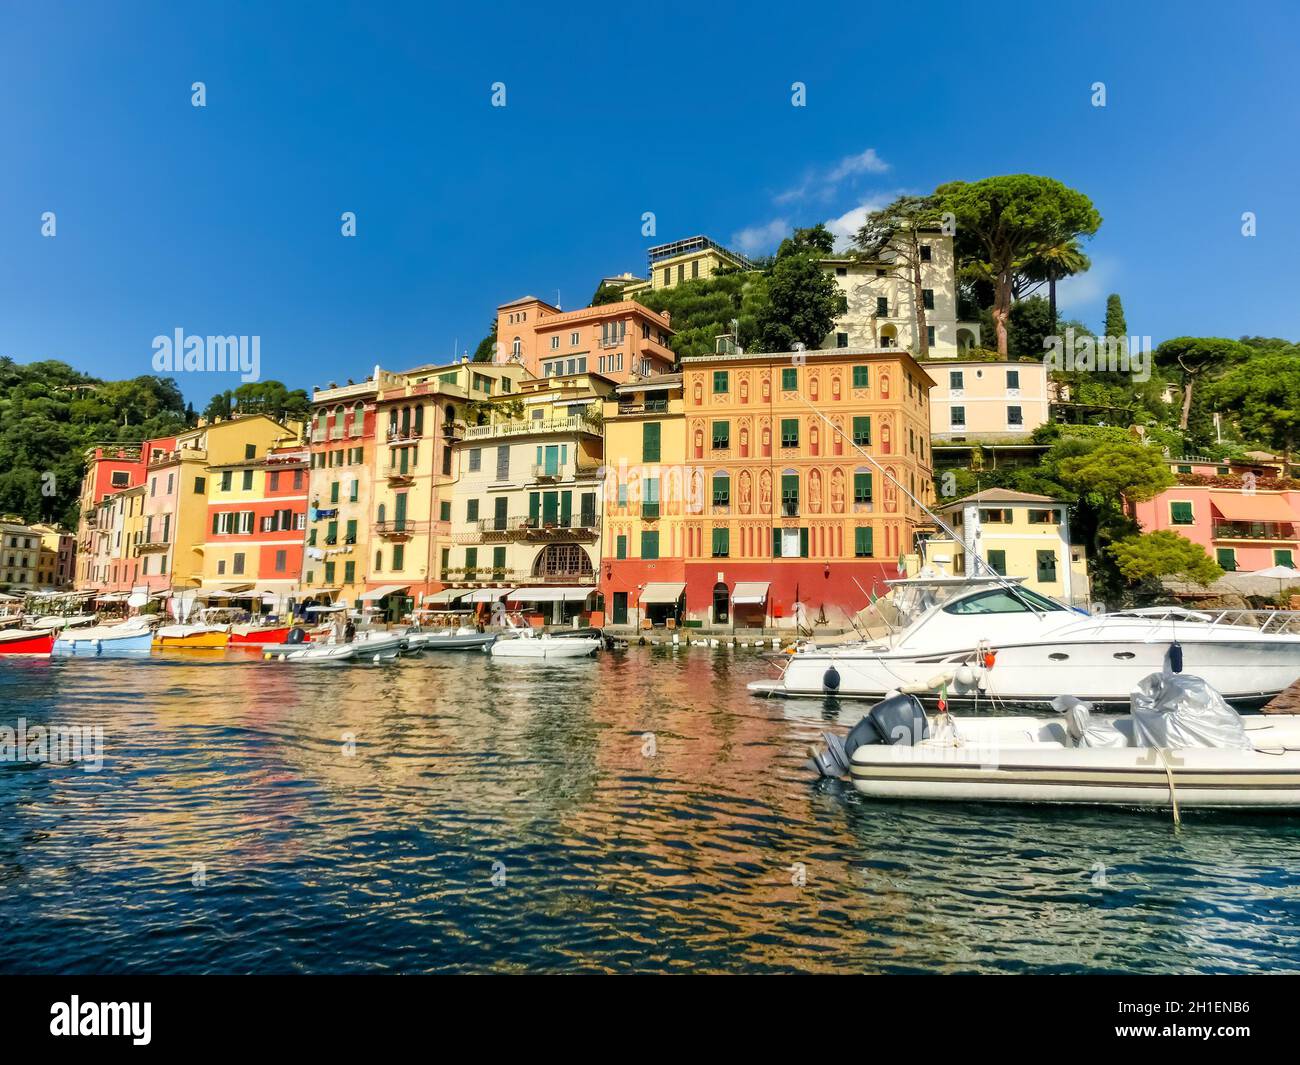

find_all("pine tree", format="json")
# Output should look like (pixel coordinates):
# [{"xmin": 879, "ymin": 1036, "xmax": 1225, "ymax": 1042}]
[{"xmin": 1103, "ymin": 293, "xmax": 1127, "ymax": 339}]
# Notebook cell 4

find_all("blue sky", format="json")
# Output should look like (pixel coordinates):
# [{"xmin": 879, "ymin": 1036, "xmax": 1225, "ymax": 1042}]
[{"xmin": 1, "ymin": 0, "xmax": 1297, "ymax": 405}]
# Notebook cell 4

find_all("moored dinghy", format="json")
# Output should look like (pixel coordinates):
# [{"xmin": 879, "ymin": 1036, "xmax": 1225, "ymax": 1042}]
[
  {"xmin": 54, "ymin": 620, "xmax": 154, "ymax": 656},
  {"xmin": 490, "ymin": 630, "xmax": 600, "ymax": 659},
  {"xmin": 154, "ymin": 624, "xmax": 231, "ymax": 649},
  {"xmin": 263, "ymin": 643, "xmax": 357, "ymax": 664},
  {"xmin": 417, "ymin": 626, "xmax": 498, "ymax": 651},
  {"xmin": 809, "ymin": 672, "xmax": 1300, "ymax": 812},
  {"xmin": 0, "ymin": 628, "xmax": 56, "ymax": 657}
]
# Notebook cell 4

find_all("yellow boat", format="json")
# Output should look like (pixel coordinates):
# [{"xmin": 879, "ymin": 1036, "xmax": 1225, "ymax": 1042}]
[{"xmin": 153, "ymin": 624, "xmax": 231, "ymax": 649}]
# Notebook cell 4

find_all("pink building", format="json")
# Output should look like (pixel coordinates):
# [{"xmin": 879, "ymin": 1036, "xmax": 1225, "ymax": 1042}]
[
  {"xmin": 496, "ymin": 297, "xmax": 675, "ymax": 383},
  {"xmin": 1130, "ymin": 472, "xmax": 1300, "ymax": 573}
]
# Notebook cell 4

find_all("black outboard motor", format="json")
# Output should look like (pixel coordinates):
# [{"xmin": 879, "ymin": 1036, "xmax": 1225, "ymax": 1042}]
[
  {"xmin": 285, "ymin": 626, "xmax": 307, "ymax": 645},
  {"xmin": 810, "ymin": 693, "xmax": 929, "ymax": 777}
]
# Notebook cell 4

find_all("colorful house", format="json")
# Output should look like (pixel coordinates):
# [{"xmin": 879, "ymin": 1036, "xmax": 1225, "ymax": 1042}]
[
  {"xmin": 496, "ymin": 297, "xmax": 674, "ymax": 384},
  {"xmin": 609, "ymin": 235, "xmax": 756, "ymax": 298},
  {"xmin": 925, "ymin": 488, "xmax": 1090, "ymax": 605}
]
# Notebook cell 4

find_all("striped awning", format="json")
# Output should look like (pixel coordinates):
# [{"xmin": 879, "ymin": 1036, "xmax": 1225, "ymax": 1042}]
[{"xmin": 639, "ymin": 582, "xmax": 686, "ymax": 605}]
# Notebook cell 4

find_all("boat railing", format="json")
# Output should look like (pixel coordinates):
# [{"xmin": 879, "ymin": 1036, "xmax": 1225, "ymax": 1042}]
[{"xmin": 1108, "ymin": 607, "xmax": 1300, "ymax": 634}]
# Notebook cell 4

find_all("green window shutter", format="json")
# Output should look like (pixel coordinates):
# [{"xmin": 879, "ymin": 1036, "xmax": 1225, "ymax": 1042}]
[
  {"xmin": 713, "ymin": 370, "xmax": 729, "ymax": 393},
  {"xmin": 493, "ymin": 546, "xmax": 506, "ymax": 570},
  {"xmin": 772, "ymin": 528, "xmax": 781, "ymax": 558},
  {"xmin": 324, "ymin": 562, "xmax": 335, "ymax": 583},
  {"xmin": 987, "ymin": 549, "xmax": 1006, "ymax": 576},
  {"xmin": 854, "ymin": 472, "xmax": 872, "ymax": 504},
  {"xmin": 799, "ymin": 528, "xmax": 809, "ymax": 558},
  {"xmin": 781, "ymin": 473, "xmax": 799, "ymax": 514},
  {"xmin": 853, "ymin": 416, "xmax": 871, "ymax": 445},
  {"xmin": 854, "ymin": 527, "xmax": 874, "ymax": 557},
  {"xmin": 330, "ymin": 481, "xmax": 339, "ymax": 503},
  {"xmin": 616, "ymin": 535, "xmax": 627, "ymax": 560},
  {"xmin": 350, "ymin": 480, "xmax": 359, "ymax": 502},
  {"xmin": 852, "ymin": 365, "xmax": 869, "ymax": 388},
  {"xmin": 465, "ymin": 547, "xmax": 477, "ymax": 569},
  {"xmin": 1217, "ymin": 548, "xmax": 1236, "ymax": 571},
  {"xmin": 781, "ymin": 367, "xmax": 797, "ymax": 391},
  {"xmin": 344, "ymin": 561, "xmax": 355, "ymax": 584},
  {"xmin": 560, "ymin": 491, "xmax": 572, "ymax": 527},
  {"xmin": 780, "ymin": 418, "xmax": 799, "ymax": 447},
  {"xmin": 643, "ymin": 422, "xmax": 661, "ymax": 462},
  {"xmin": 712, "ymin": 527, "xmax": 729, "ymax": 557},
  {"xmin": 346, "ymin": 519, "xmax": 357, "ymax": 541},
  {"xmin": 641, "ymin": 531, "xmax": 659, "ymax": 560},
  {"xmin": 212, "ymin": 513, "xmax": 219, "ymax": 534},
  {"xmin": 1276, "ymin": 549, "xmax": 1294, "ymax": 567},
  {"xmin": 711, "ymin": 420, "xmax": 729, "ymax": 448},
  {"xmin": 528, "ymin": 492, "xmax": 540, "ymax": 524},
  {"xmin": 1170, "ymin": 501, "xmax": 1194, "ymax": 524}
]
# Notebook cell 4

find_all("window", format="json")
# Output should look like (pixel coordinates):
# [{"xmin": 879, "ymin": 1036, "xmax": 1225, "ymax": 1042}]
[
  {"xmin": 1176, "ymin": 464, "xmax": 1193, "ymax": 474},
  {"xmin": 944, "ymin": 587, "xmax": 1065, "ymax": 615},
  {"xmin": 468, "ymin": 448, "xmax": 481, "ymax": 472},
  {"xmin": 781, "ymin": 367, "xmax": 797, "ymax": 391},
  {"xmin": 392, "ymin": 545, "xmax": 404, "ymax": 570},
  {"xmin": 781, "ymin": 473, "xmax": 799, "ymax": 516},
  {"xmin": 194, "ymin": 476, "xmax": 205, "ymax": 493},
  {"xmin": 712, "ymin": 472, "xmax": 730, "ymax": 507},
  {"xmin": 712, "ymin": 527, "xmax": 729, "ymax": 557},
  {"xmin": 439, "ymin": 500, "xmax": 451, "ymax": 521},
  {"xmin": 852, "ymin": 417, "xmax": 871, "ymax": 447},
  {"xmin": 1027, "ymin": 509, "xmax": 1056, "ymax": 524},
  {"xmin": 466, "ymin": 499, "xmax": 479, "ymax": 522},
  {"xmin": 1275, "ymin": 549, "xmax": 1294, "ymax": 567},
  {"xmin": 780, "ymin": 419, "xmax": 799, "ymax": 448},
  {"xmin": 876, "ymin": 296, "xmax": 888, "ymax": 316},
  {"xmin": 233, "ymin": 552, "xmax": 245, "ymax": 575},
  {"xmin": 711, "ymin": 420, "xmax": 729, "ymax": 449},
  {"xmin": 492, "ymin": 546, "xmax": 506, "ymax": 572},
  {"xmin": 853, "ymin": 471, "xmax": 872, "ymax": 505},
  {"xmin": 836, "ymin": 332, "xmax": 849, "ymax": 348},
  {"xmin": 927, "ymin": 326, "xmax": 936, "ymax": 348},
  {"xmin": 920, "ymin": 244, "xmax": 932, "ymax": 261},
  {"xmin": 245, "ymin": 444, "xmax": 256, "ymax": 460},
  {"xmin": 1036, "ymin": 550, "xmax": 1057, "ymax": 584},
  {"xmin": 1007, "ymin": 406, "xmax": 1023, "ymax": 426},
  {"xmin": 1170, "ymin": 501, "xmax": 1194, "ymax": 525},
  {"xmin": 274, "ymin": 549, "xmax": 287, "ymax": 573},
  {"xmin": 1007, "ymin": 370, "xmax": 1020, "ymax": 389},
  {"xmin": 854, "ymin": 527, "xmax": 873, "ymax": 558},
  {"xmin": 950, "ymin": 406, "xmax": 966, "ymax": 427},
  {"xmin": 712, "ymin": 370, "xmax": 729, "ymax": 394},
  {"xmin": 641, "ymin": 530, "xmax": 659, "ymax": 560},
  {"xmin": 642, "ymin": 422, "xmax": 661, "ymax": 462},
  {"xmin": 110, "ymin": 471, "xmax": 130, "ymax": 488},
  {"xmin": 987, "ymin": 550, "xmax": 1007, "ymax": 576},
  {"xmin": 950, "ymin": 371, "xmax": 964, "ymax": 390},
  {"xmin": 1216, "ymin": 548, "xmax": 1238, "ymax": 571},
  {"xmin": 616, "ymin": 534, "xmax": 627, "ymax": 560},
  {"xmin": 344, "ymin": 561, "xmax": 355, "ymax": 584},
  {"xmin": 551, "ymin": 336, "xmax": 560, "ymax": 350},
  {"xmin": 773, "ymin": 527, "xmax": 809, "ymax": 558},
  {"xmin": 496, "ymin": 445, "xmax": 510, "ymax": 482},
  {"xmin": 220, "ymin": 471, "xmax": 232, "ymax": 491},
  {"xmin": 922, "ymin": 288, "xmax": 934, "ymax": 311},
  {"xmin": 242, "ymin": 470, "xmax": 253, "ymax": 491},
  {"xmin": 642, "ymin": 477, "xmax": 660, "ymax": 519},
  {"xmin": 979, "ymin": 509, "xmax": 1012, "ymax": 524},
  {"xmin": 692, "ymin": 260, "xmax": 699, "ymax": 279},
  {"xmin": 852, "ymin": 365, "xmax": 869, "ymax": 388}
]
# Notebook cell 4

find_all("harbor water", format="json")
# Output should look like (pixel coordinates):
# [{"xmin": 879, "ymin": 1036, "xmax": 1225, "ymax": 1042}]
[{"xmin": 2, "ymin": 645, "xmax": 1300, "ymax": 974}]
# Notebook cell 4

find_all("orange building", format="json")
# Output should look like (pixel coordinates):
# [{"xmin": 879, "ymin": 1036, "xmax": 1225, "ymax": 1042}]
[
  {"xmin": 496, "ymin": 296, "xmax": 675, "ymax": 384},
  {"xmin": 673, "ymin": 347, "xmax": 936, "ymax": 628}
]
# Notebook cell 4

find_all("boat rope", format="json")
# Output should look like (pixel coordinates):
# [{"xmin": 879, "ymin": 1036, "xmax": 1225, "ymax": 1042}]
[
  {"xmin": 794, "ymin": 395, "xmax": 1048, "ymax": 617},
  {"xmin": 1155, "ymin": 748, "xmax": 1182, "ymax": 827}
]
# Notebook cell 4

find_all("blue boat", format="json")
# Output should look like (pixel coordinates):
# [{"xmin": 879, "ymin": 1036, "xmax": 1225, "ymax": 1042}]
[{"xmin": 53, "ymin": 623, "xmax": 154, "ymax": 656}]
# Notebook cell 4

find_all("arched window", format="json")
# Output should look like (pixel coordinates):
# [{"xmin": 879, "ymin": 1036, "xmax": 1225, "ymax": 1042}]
[
  {"xmin": 374, "ymin": 550, "xmax": 383, "ymax": 572},
  {"xmin": 351, "ymin": 402, "xmax": 365, "ymax": 437},
  {"xmin": 512, "ymin": 337, "xmax": 521, "ymax": 358},
  {"xmin": 377, "ymin": 503, "xmax": 386, "ymax": 525}
]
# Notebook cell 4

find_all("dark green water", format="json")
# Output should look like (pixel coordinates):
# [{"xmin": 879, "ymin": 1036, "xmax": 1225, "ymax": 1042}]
[{"xmin": 1, "ymin": 645, "xmax": 1299, "ymax": 974}]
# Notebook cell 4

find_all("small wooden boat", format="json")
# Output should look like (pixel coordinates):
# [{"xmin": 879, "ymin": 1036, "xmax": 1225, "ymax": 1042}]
[
  {"xmin": 490, "ymin": 631, "xmax": 600, "ymax": 659},
  {"xmin": 154, "ymin": 624, "xmax": 231, "ymax": 649},
  {"xmin": 263, "ymin": 644, "xmax": 356, "ymax": 664},
  {"xmin": 54, "ymin": 622, "xmax": 153, "ymax": 656},
  {"xmin": 0, "ymin": 628, "xmax": 55, "ymax": 657},
  {"xmin": 229, "ymin": 624, "xmax": 294, "ymax": 646}
]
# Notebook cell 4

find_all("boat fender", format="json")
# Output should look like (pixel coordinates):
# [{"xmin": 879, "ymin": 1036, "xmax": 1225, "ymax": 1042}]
[
  {"xmin": 983, "ymin": 650, "xmax": 997, "ymax": 669},
  {"xmin": 823, "ymin": 665, "xmax": 841, "ymax": 693},
  {"xmin": 955, "ymin": 664, "xmax": 977, "ymax": 686},
  {"xmin": 1168, "ymin": 641, "xmax": 1184, "ymax": 674},
  {"xmin": 286, "ymin": 626, "xmax": 307, "ymax": 645}
]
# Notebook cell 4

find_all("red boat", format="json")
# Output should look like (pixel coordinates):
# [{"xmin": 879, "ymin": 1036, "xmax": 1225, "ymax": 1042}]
[
  {"xmin": 228, "ymin": 625, "xmax": 296, "ymax": 646},
  {"xmin": 0, "ymin": 629, "xmax": 56, "ymax": 656}
]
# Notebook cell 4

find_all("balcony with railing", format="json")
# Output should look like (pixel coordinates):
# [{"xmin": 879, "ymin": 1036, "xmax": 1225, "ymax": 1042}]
[
  {"xmin": 616, "ymin": 398, "xmax": 670, "ymax": 416},
  {"xmin": 453, "ymin": 515, "xmax": 599, "ymax": 545},
  {"xmin": 135, "ymin": 539, "xmax": 170, "ymax": 554},
  {"xmin": 1214, "ymin": 522, "xmax": 1298, "ymax": 541},
  {"xmin": 374, "ymin": 520, "xmax": 429, "ymax": 540},
  {"xmin": 384, "ymin": 426, "xmax": 424, "ymax": 446},
  {"xmin": 382, "ymin": 462, "xmax": 417, "ymax": 483},
  {"xmin": 463, "ymin": 414, "xmax": 602, "ymax": 442}
]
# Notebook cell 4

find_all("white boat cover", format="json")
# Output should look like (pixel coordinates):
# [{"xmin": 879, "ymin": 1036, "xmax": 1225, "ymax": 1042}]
[
  {"xmin": 639, "ymin": 582, "xmax": 685, "ymax": 605},
  {"xmin": 1051, "ymin": 695, "xmax": 1129, "ymax": 749},
  {"xmin": 1130, "ymin": 672, "xmax": 1251, "ymax": 750}
]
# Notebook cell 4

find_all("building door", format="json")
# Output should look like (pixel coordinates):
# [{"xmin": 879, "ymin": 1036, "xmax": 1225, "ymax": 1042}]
[
  {"xmin": 713, "ymin": 582, "xmax": 729, "ymax": 625},
  {"xmin": 612, "ymin": 592, "xmax": 628, "ymax": 625}
]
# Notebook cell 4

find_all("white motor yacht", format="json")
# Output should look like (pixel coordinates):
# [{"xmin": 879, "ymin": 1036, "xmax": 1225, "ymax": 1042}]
[{"xmin": 750, "ymin": 576, "xmax": 1300, "ymax": 709}]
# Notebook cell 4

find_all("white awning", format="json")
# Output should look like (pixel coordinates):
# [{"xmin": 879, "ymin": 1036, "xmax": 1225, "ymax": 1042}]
[
  {"xmin": 462, "ymin": 587, "xmax": 514, "ymax": 603},
  {"xmin": 95, "ymin": 592, "xmax": 130, "ymax": 603},
  {"xmin": 639, "ymin": 582, "xmax": 686, "ymax": 605},
  {"xmin": 732, "ymin": 581, "xmax": 770, "ymax": 605},
  {"xmin": 424, "ymin": 588, "xmax": 466, "ymax": 604},
  {"xmin": 510, "ymin": 586, "xmax": 594, "ymax": 603},
  {"xmin": 359, "ymin": 584, "xmax": 410, "ymax": 601}
]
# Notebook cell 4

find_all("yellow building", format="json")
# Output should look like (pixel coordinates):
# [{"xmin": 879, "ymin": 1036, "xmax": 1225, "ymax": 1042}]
[
  {"xmin": 0, "ymin": 517, "xmax": 41, "ymax": 590},
  {"xmin": 447, "ymin": 371, "xmax": 612, "ymax": 621},
  {"xmin": 31, "ymin": 524, "xmax": 76, "ymax": 589},
  {"xmin": 925, "ymin": 488, "xmax": 1090, "ymax": 606},
  {"xmin": 613, "ymin": 235, "xmax": 755, "ymax": 298},
  {"xmin": 599, "ymin": 373, "xmax": 690, "ymax": 626}
]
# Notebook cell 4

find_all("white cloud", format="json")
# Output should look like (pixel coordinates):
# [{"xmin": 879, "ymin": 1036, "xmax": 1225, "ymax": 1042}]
[
  {"xmin": 731, "ymin": 218, "xmax": 790, "ymax": 256},
  {"xmin": 775, "ymin": 147, "xmax": 891, "ymax": 204},
  {"xmin": 824, "ymin": 196, "xmax": 894, "ymax": 252},
  {"xmin": 1055, "ymin": 256, "xmax": 1116, "ymax": 314}
]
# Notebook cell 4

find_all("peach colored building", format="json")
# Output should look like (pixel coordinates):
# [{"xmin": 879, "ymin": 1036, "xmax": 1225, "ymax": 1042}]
[
  {"xmin": 928, "ymin": 359, "xmax": 1050, "ymax": 442},
  {"xmin": 496, "ymin": 297, "xmax": 674, "ymax": 384}
]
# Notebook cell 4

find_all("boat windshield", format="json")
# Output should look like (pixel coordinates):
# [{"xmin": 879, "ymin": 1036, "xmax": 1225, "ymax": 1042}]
[{"xmin": 942, "ymin": 587, "xmax": 1067, "ymax": 615}]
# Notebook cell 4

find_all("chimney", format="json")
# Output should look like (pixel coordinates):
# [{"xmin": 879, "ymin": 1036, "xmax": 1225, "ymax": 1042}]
[{"xmin": 662, "ymin": 310, "xmax": 671, "ymax": 324}]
